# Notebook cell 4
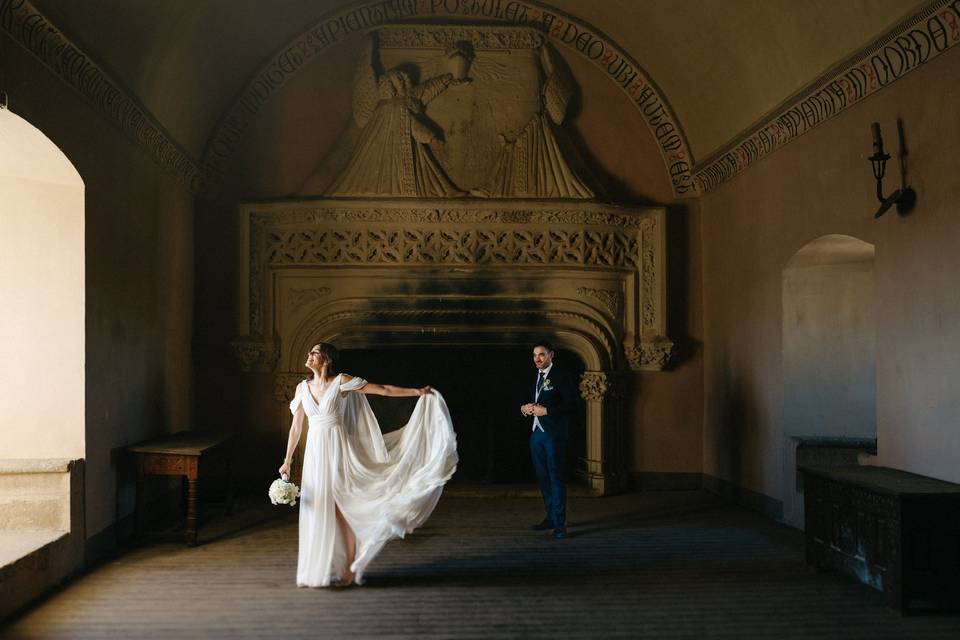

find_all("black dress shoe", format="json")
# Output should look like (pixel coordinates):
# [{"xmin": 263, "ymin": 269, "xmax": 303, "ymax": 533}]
[
  {"xmin": 552, "ymin": 528, "xmax": 567, "ymax": 539},
  {"xmin": 531, "ymin": 518, "xmax": 554, "ymax": 531}
]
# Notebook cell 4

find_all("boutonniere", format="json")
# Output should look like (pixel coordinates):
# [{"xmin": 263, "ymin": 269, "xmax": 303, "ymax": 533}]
[{"xmin": 542, "ymin": 378, "xmax": 553, "ymax": 391}]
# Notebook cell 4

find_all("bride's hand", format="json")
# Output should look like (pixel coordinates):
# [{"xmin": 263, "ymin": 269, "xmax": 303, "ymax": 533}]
[
  {"xmin": 279, "ymin": 461, "xmax": 291, "ymax": 478},
  {"xmin": 418, "ymin": 386, "xmax": 434, "ymax": 396}
]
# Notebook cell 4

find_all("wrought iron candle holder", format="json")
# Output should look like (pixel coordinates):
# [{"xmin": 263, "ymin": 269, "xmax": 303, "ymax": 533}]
[{"xmin": 869, "ymin": 121, "xmax": 916, "ymax": 218}]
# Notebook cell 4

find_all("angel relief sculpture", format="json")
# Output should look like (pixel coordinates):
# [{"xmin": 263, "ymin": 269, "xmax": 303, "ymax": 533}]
[
  {"xmin": 327, "ymin": 30, "xmax": 593, "ymax": 200},
  {"xmin": 474, "ymin": 45, "xmax": 592, "ymax": 199},
  {"xmin": 327, "ymin": 39, "xmax": 470, "ymax": 198}
]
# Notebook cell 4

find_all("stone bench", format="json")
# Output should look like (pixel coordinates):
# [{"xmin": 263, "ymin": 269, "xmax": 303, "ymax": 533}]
[{"xmin": 0, "ymin": 458, "xmax": 84, "ymax": 620}]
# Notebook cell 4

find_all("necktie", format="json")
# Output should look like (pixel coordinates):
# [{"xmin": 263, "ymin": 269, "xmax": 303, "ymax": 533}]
[{"xmin": 537, "ymin": 371, "xmax": 545, "ymax": 393}]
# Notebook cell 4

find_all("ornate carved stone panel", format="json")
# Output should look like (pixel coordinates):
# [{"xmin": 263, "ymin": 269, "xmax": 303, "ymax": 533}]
[{"xmin": 238, "ymin": 199, "xmax": 671, "ymax": 374}]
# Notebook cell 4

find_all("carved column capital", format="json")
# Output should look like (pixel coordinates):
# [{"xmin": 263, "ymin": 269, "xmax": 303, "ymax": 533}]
[
  {"xmin": 578, "ymin": 371, "xmax": 609, "ymax": 402},
  {"xmin": 625, "ymin": 339, "xmax": 677, "ymax": 372},
  {"xmin": 274, "ymin": 373, "xmax": 304, "ymax": 403},
  {"xmin": 231, "ymin": 339, "xmax": 280, "ymax": 373}
]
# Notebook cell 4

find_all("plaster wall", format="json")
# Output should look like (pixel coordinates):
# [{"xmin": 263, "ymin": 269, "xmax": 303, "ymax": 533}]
[
  {"xmin": 0, "ymin": 177, "xmax": 84, "ymax": 458},
  {"xmin": 1, "ymin": 37, "xmax": 195, "ymax": 540},
  {"xmin": 194, "ymin": 40, "xmax": 703, "ymax": 481},
  {"xmin": 782, "ymin": 260, "xmax": 876, "ymax": 439},
  {"xmin": 700, "ymin": 47, "xmax": 960, "ymax": 504}
]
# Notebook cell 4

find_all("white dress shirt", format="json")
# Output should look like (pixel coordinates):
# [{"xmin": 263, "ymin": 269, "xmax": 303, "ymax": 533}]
[{"xmin": 532, "ymin": 364, "xmax": 553, "ymax": 433}]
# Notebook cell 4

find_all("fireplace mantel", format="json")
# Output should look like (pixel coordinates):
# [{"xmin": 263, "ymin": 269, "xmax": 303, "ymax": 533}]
[{"xmin": 233, "ymin": 198, "xmax": 675, "ymax": 494}]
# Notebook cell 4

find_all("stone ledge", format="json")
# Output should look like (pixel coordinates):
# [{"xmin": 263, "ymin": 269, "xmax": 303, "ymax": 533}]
[{"xmin": 0, "ymin": 459, "xmax": 74, "ymax": 474}]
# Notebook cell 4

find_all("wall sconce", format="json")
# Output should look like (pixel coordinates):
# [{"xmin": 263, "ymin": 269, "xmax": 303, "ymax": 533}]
[{"xmin": 869, "ymin": 121, "xmax": 916, "ymax": 218}]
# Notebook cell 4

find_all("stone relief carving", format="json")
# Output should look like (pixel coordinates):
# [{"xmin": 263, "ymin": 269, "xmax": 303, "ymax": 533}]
[
  {"xmin": 265, "ymin": 227, "xmax": 639, "ymax": 269},
  {"xmin": 325, "ymin": 25, "xmax": 592, "ymax": 199},
  {"xmin": 289, "ymin": 287, "xmax": 332, "ymax": 312},
  {"xmin": 577, "ymin": 287, "xmax": 623, "ymax": 318},
  {"xmin": 578, "ymin": 371, "xmax": 609, "ymax": 402},
  {"xmin": 470, "ymin": 44, "xmax": 591, "ymax": 198},
  {"xmin": 244, "ymin": 200, "xmax": 674, "ymax": 370},
  {"xmin": 640, "ymin": 217, "xmax": 658, "ymax": 328},
  {"xmin": 329, "ymin": 35, "xmax": 469, "ymax": 198},
  {"xmin": 625, "ymin": 340, "xmax": 677, "ymax": 372},
  {"xmin": 231, "ymin": 340, "xmax": 280, "ymax": 373}
]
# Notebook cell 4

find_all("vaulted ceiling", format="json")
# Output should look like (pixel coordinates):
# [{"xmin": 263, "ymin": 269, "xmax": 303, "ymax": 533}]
[{"xmin": 29, "ymin": 0, "xmax": 924, "ymax": 169}]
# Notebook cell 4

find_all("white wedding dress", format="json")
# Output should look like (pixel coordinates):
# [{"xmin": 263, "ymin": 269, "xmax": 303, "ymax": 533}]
[{"xmin": 290, "ymin": 374, "xmax": 458, "ymax": 587}]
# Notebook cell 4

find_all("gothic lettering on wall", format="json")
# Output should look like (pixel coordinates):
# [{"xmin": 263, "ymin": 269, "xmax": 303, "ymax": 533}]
[
  {"xmin": 0, "ymin": 0, "xmax": 206, "ymax": 193},
  {"xmin": 201, "ymin": 1, "xmax": 695, "ymax": 198},
  {"xmin": 694, "ymin": 0, "xmax": 960, "ymax": 193}
]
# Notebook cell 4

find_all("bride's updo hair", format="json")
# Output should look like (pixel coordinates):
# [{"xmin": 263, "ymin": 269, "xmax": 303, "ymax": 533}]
[{"xmin": 312, "ymin": 342, "xmax": 338, "ymax": 374}]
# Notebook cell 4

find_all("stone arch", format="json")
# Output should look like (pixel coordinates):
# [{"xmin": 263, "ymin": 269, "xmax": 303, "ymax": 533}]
[
  {"xmin": 200, "ymin": 1, "xmax": 695, "ymax": 197},
  {"xmin": 780, "ymin": 234, "xmax": 877, "ymax": 527},
  {"xmin": 0, "ymin": 106, "xmax": 85, "ymax": 459}
]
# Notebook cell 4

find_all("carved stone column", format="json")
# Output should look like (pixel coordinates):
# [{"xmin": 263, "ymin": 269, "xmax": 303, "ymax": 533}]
[{"xmin": 578, "ymin": 371, "xmax": 610, "ymax": 494}]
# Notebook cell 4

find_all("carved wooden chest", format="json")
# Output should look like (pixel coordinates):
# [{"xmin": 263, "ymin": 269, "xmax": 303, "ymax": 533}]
[{"xmin": 801, "ymin": 465, "xmax": 960, "ymax": 613}]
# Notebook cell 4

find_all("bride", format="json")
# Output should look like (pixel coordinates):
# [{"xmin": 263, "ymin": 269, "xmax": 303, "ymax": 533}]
[{"xmin": 278, "ymin": 342, "xmax": 458, "ymax": 587}]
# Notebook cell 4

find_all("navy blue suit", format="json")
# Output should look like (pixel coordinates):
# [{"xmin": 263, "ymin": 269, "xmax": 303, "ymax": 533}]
[{"xmin": 526, "ymin": 366, "xmax": 578, "ymax": 529}]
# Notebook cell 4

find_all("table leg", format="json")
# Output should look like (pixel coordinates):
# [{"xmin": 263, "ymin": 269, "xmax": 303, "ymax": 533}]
[
  {"xmin": 135, "ymin": 457, "xmax": 145, "ymax": 538},
  {"xmin": 186, "ymin": 477, "xmax": 199, "ymax": 546},
  {"xmin": 226, "ymin": 457, "xmax": 235, "ymax": 516}
]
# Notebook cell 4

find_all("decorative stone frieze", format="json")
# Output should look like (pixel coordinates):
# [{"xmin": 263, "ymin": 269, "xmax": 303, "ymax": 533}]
[
  {"xmin": 578, "ymin": 371, "xmax": 609, "ymax": 402},
  {"xmin": 242, "ymin": 200, "xmax": 665, "ymax": 343}
]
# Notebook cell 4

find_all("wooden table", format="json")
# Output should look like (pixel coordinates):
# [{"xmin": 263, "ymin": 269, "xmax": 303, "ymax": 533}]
[
  {"xmin": 128, "ymin": 431, "xmax": 234, "ymax": 546},
  {"xmin": 801, "ymin": 465, "xmax": 960, "ymax": 613}
]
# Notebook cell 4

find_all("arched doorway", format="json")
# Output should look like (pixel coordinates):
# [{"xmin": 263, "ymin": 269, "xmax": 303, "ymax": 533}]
[
  {"xmin": 781, "ymin": 234, "xmax": 876, "ymax": 527},
  {"xmin": 0, "ymin": 106, "xmax": 85, "ymax": 459}
]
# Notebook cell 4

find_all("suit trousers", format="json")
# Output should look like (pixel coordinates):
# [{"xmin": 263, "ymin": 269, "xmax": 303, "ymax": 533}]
[{"xmin": 530, "ymin": 428, "xmax": 567, "ymax": 528}]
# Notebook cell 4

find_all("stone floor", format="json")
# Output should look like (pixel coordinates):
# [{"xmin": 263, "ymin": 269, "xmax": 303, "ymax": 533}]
[{"xmin": 4, "ymin": 491, "xmax": 960, "ymax": 639}]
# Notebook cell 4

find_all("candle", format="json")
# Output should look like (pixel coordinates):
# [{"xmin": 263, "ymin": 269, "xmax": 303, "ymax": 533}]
[{"xmin": 871, "ymin": 122, "xmax": 882, "ymax": 153}]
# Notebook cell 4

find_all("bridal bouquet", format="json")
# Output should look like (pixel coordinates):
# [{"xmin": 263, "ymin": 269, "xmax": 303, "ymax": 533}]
[{"xmin": 269, "ymin": 474, "xmax": 300, "ymax": 506}]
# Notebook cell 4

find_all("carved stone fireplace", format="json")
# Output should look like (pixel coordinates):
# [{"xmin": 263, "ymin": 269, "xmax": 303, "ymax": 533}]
[{"xmin": 232, "ymin": 198, "xmax": 673, "ymax": 495}]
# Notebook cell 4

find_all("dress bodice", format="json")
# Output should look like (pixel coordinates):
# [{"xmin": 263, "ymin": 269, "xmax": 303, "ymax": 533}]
[{"xmin": 290, "ymin": 375, "xmax": 369, "ymax": 429}]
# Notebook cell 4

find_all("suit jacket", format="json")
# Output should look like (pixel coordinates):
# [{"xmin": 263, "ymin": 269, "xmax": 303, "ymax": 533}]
[{"xmin": 526, "ymin": 366, "xmax": 579, "ymax": 440}]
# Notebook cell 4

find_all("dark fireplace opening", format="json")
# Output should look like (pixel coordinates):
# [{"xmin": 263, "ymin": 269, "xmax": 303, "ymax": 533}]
[{"xmin": 340, "ymin": 346, "xmax": 586, "ymax": 484}]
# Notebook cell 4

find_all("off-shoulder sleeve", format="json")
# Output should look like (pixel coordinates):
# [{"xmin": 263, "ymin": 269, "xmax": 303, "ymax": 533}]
[
  {"xmin": 289, "ymin": 381, "xmax": 304, "ymax": 414},
  {"xmin": 339, "ymin": 375, "xmax": 368, "ymax": 392}
]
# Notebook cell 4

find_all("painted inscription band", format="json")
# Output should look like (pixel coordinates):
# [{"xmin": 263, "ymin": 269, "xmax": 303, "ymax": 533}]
[
  {"xmin": 694, "ymin": 0, "xmax": 960, "ymax": 193},
  {"xmin": 0, "ymin": 0, "xmax": 206, "ymax": 193},
  {"xmin": 201, "ymin": 0, "xmax": 695, "ymax": 198}
]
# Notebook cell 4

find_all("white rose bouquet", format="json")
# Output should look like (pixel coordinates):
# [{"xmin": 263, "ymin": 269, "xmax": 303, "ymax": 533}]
[{"xmin": 269, "ymin": 474, "xmax": 300, "ymax": 506}]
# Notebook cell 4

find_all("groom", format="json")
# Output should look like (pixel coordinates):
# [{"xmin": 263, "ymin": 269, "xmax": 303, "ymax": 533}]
[{"xmin": 520, "ymin": 340, "xmax": 578, "ymax": 539}]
